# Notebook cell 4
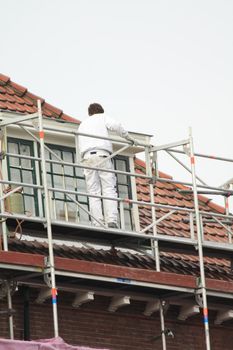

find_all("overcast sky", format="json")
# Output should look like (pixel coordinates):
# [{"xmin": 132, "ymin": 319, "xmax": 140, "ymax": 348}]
[{"xmin": 1, "ymin": 0, "xmax": 233, "ymax": 207}]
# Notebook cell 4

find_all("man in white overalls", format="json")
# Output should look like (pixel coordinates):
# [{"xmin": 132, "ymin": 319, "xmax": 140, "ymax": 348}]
[{"xmin": 78, "ymin": 103, "xmax": 137, "ymax": 229}]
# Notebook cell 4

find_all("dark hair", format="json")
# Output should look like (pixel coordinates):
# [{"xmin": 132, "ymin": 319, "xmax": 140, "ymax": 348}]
[{"xmin": 88, "ymin": 103, "xmax": 104, "ymax": 116}]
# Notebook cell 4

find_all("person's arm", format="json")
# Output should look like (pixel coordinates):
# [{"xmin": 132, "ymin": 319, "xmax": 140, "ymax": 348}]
[{"xmin": 105, "ymin": 116, "xmax": 138, "ymax": 145}]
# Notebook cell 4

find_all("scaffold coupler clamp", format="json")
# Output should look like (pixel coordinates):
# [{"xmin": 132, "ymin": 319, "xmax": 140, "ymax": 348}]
[
  {"xmin": 149, "ymin": 175, "xmax": 157, "ymax": 184},
  {"xmin": 195, "ymin": 277, "xmax": 204, "ymax": 307},
  {"xmin": 0, "ymin": 280, "xmax": 17, "ymax": 299},
  {"xmin": 44, "ymin": 256, "xmax": 52, "ymax": 288},
  {"xmin": 183, "ymin": 144, "xmax": 191, "ymax": 156}
]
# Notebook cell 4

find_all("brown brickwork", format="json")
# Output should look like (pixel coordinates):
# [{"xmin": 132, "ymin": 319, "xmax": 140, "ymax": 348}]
[{"xmin": 0, "ymin": 289, "xmax": 233, "ymax": 350}]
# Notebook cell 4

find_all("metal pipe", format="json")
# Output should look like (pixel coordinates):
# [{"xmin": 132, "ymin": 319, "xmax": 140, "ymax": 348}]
[
  {"xmin": 156, "ymin": 177, "xmax": 233, "ymax": 196},
  {"xmin": 37, "ymin": 100, "xmax": 59, "ymax": 337},
  {"xmin": 0, "ymin": 113, "xmax": 38, "ymax": 127},
  {"xmin": 0, "ymin": 177, "xmax": 231, "ymax": 223},
  {"xmin": 119, "ymin": 201, "xmax": 125, "ymax": 230},
  {"xmin": 0, "ymin": 179, "xmax": 43, "ymax": 190},
  {"xmin": 224, "ymin": 195, "xmax": 232, "ymax": 243},
  {"xmin": 151, "ymin": 139, "xmax": 189, "ymax": 152},
  {"xmin": 166, "ymin": 150, "xmax": 207, "ymax": 185},
  {"xmin": 189, "ymin": 128, "xmax": 211, "ymax": 350},
  {"xmin": 9, "ymin": 120, "xmax": 149, "ymax": 148},
  {"xmin": 146, "ymin": 147, "xmax": 160, "ymax": 270},
  {"xmin": 211, "ymin": 216, "xmax": 233, "ymax": 238},
  {"xmin": 0, "ymin": 134, "xmax": 8, "ymax": 251},
  {"xmin": 22, "ymin": 286, "xmax": 30, "ymax": 341},
  {"xmin": 140, "ymin": 210, "xmax": 175, "ymax": 234},
  {"xmin": 95, "ymin": 144, "xmax": 131, "ymax": 167},
  {"xmin": 6, "ymin": 282, "xmax": 14, "ymax": 339},
  {"xmin": 47, "ymin": 186, "xmax": 233, "ymax": 220},
  {"xmin": 5, "ymin": 152, "xmax": 152, "ymax": 180},
  {"xmin": 166, "ymin": 148, "xmax": 233, "ymax": 163},
  {"xmin": 0, "ymin": 186, "xmax": 22, "ymax": 202},
  {"xmin": 159, "ymin": 301, "xmax": 167, "ymax": 350}
]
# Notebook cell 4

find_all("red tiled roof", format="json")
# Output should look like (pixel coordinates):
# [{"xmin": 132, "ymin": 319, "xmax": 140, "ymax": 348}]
[
  {"xmin": 134, "ymin": 158, "xmax": 232, "ymax": 244},
  {"xmin": 0, "ymin": 74, "xmax": 80, "ymax": 123},
  {"xmin": 7, "ymin": 239, "xmax": 233, "ymax": 282}
]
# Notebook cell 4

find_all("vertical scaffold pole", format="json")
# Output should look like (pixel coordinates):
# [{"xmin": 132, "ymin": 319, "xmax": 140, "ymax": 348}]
[
  {"xmin": 6, "ymin": 282, "xmax": 14, "ymax": 339},
  {"xmin": 146, "ymin": 146, "xmax": 167, "ymax": 350},
  {"xmin": 0, "ymin": 129, "xmax": 8, "ymax": 251},
  {"xmin": 0, "ymin": 129, "xmax": 15, "ymax": 338},
  {"xmin": 189, "ymin": 127, "xmax": 211, "ymax": 350},
  {"xmin": 145, "ymin": 147, "xmax": 160, "ymax": 269},
  {"xmin": 37, "ymin": 100, "xmax": 59, "ymax": 337},
  {"xmin": 224, "ymin": 194, "xmax": 231, "ymax": 243}
]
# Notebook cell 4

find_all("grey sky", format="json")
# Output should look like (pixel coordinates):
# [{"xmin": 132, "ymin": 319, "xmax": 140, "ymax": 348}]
[{"xmin": 1, "ymin": 0, "xmax": 233, "ymax": 207}]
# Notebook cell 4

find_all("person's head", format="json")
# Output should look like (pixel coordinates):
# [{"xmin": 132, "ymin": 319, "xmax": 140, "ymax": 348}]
[{"xmin": 88, "ymin": 103, "xmax": 104, "ymax": 116}]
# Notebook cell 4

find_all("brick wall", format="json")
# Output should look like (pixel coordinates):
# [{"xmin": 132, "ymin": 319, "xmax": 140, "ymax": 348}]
[{"xmin": 0, "ymin": 288, "xmax": 233, "ymax": 350}]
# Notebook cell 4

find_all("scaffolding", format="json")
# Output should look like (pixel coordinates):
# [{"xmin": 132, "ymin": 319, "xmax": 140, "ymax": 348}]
[{"xmin": 0, "ymin": 101, "xmax": 232, "ymax": 349}]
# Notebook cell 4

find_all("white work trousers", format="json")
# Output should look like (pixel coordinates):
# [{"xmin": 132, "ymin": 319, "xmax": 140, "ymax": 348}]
[{"xmin": 83, "ymin": 155, "xmax": 118, "ymax": 226}]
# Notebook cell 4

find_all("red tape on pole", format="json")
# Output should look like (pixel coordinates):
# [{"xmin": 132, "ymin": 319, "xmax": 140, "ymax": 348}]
[{"xmin": 39, "ymin": 131, "xmax": 45, "ymax": 139}]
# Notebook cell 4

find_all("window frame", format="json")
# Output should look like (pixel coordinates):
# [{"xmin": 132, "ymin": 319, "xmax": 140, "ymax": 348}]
[{"xmin": 7, "ymin": 137, "xmax": 39, "ymax": 216}]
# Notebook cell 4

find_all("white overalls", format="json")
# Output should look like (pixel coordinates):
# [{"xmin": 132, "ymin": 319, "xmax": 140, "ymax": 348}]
[{"xmin": 78, "ymin": 113, "xmax": 129, "ymax": 227}]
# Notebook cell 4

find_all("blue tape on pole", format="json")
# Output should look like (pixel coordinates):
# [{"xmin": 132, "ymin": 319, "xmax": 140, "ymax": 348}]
[
  {"xmin": 52, "ymin": 298, "xmax": 57, "ymax": 304},
  {"xmin": 203, "ymin": 316, "xmax": 208, "ymax": 323},
  {"xmin": 116, "ymin": 278, "xmax": 131, "ymax": 283}
]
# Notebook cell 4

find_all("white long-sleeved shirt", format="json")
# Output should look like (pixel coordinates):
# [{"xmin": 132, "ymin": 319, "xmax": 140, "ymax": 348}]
[{"xmin": 78, "ymin": 113, "xmax": 128, "ymax": 156}]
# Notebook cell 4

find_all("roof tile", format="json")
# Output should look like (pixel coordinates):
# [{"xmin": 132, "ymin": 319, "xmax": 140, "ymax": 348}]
[
  {"xmin": 0, "ymin": 74, "xmax": 10, "ymax": 83},
  {"xmin": 0, "ymin": 74, "xmax": 80, "ymax": 123}
]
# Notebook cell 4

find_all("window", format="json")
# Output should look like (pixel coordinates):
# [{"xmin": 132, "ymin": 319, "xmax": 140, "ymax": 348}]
[
  {"xmin": 44, "ymin": 145, "xmax": 89, "ymax": 223},
  {"xmin": 7, "ymin": 139, "xmax": 133, "ymax": 230},
  {"xmin": 113, "ymin": 156, "xmax": 132, "ymax": 230},
  {"xmin": 7, "ymin": 138, "xmax": 38, "ymax": 216},
  {"xmin": 45, "ymin": 147, "xmax": 132, "ymax": 229}
]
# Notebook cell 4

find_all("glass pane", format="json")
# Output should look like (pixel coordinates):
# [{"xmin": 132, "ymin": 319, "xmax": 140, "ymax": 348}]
[
  {"xmin": 8, "ymin": 142, "xmax": 19, "ymax": 154},
  {"xmin": 20, "ymin": 144, "xmax": 30, "ymax": 156},
  {"xmin": 63, "ymin": 151, "xmax": 74, "ymax": 176},
  {"xmin": 55, "ymin": 200, "xmax": 65, "ymax": 220},
  {"xmin": 76, "ymin": 166, "xmax": 84, "ymax": 178},
  {"xmin": 78, "ymin": 204, "xmax": 90, "ymax": 224},
  {"xmin": 20, "ymin": 144, "xmax": 32, "ymax": 168},
  {"xmin": 21, "ymin": 158, "xmax": 33, "ymax": 169},
  {"xmin": 78, "ymin": 195, "xmax": 88, "ymax": 204},
  {"xmin": 116, "ymin": 159, "xmax": 127, "ymax": 172},
  {"xmin": 115, "ymin": 160, "xmax": 127, "ymax": 184},
  {"xmin": 118, "ymin": 184, "xmax": 129, "ymax": 197},
  {"xmin": 8, "ymin": 156, "xmax": 20, "ymax": 167},
  {"xmin": 46, "ymin": 174, "xmax": 52, "ymax": 187},
  {"xmin": 24, "ymin": 195, "xmax": 36, "ymax": 216},
  {"xmin": 51, "ymin": 150, "xmax": 62, "ymax": 173},
  {"xmin": 44, "ymin": 149, "xmax": 51, "ymax": 172},
  {"xmin": 117, "ymin": 173, "xmax": 128, "ymax": 185},
  {"xmin": 124, "ymin": 209, "xmax": 132, "ymax": 230},
  {"xmin": 53, "ymin": 173, "xmax": 65, "ymax": 199},
  {"xmin": 10, "ymin": 168, "xmax": 21, "ymax": 182},
  {"xmin": 65, "ymin": 177, "xmax": 75, "ymax": 191},
  {"xmin": 22, "ymin": 171, "xmax": 33, "ymax": 194},
  {"xmin": 67, "ymin": 202, "xmax": 78, "ymax": 222},
  {"xmin": 53, "ymin": 175, "xmax": 63, "ymax": 189},
  {"xmin": 76, "ymin": 178, "xmax": 86, "ymax": 193},
  {"xmin": 8, "ymin": 143, "xmax": 20, "ymax": 166}
]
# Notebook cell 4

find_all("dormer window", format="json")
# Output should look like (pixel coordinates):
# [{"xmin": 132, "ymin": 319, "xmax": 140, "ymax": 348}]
[
  {"xmin": 7, "ymin": 138, "xmax": 133, "ymax": 230},
  {"xmin": 7, "ymin": 138, "xmax": 38, "ymax": 216}
]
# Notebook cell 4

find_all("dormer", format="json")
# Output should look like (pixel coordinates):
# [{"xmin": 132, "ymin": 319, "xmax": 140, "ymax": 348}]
[{"xmin": 0, "ymin": 108, "xmax": 152, "ymax": 233}]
